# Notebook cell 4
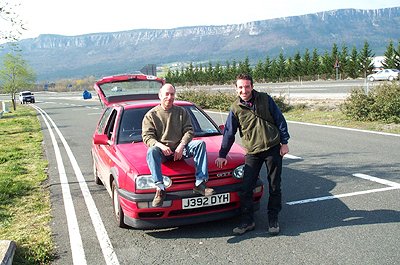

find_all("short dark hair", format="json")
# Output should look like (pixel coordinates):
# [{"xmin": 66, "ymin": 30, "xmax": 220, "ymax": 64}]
[{"xmin": 236, "ymin": 73, "xmax": 253, "ymax": 86}]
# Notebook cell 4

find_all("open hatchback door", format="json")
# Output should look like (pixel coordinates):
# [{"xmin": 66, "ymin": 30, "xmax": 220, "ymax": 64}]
[{"xmin": 94, "ymin": 73, "xmax": 165, "ymax": 107}]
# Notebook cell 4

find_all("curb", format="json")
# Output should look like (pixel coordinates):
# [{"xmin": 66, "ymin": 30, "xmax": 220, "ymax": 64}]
[{"xmin": 0, "ymin": 240, "xmax": 16, "ymax": 265}]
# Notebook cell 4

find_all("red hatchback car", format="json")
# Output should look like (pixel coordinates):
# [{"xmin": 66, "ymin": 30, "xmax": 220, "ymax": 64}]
[{"xmin": 91, "ymin": 73, "xmax": 263, "ymax": 229}]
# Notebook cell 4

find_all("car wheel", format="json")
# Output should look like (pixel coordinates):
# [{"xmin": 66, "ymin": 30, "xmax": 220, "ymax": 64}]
[
  {"xmin": 369, "ymin": 76, "xmax": 375, "ymax": 82},
  {"xmin": 388, "ymin": 76, "xmax": 394, "ymax": 81},
  {"xmin": 92, "ymin": 157, "xmax": 103, "ymax": 185},
  {"xmin": 112, "ymin": 180, "xmax": 128, "ymax": 228}
]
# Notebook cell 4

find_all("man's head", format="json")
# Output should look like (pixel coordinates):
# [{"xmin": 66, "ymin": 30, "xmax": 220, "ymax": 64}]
[
  {"xmin": 159, "ymin": 83, "xmax": 176, "ymax": 110},
  {"xmin": 235, "ymin": 73, "xmax": 253, "ymax": 101}
]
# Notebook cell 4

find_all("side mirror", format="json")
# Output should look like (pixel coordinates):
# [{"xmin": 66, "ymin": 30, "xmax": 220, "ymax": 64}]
[
  {"xmin": 218, "ymin": 124, "xmax": 225, "ymax": 134},
  {"xmin": 93, "ymin": 134, "xmax": 109, "ymax": 145}
]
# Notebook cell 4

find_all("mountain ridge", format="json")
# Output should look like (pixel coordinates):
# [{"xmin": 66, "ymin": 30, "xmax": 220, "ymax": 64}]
[{"xmin": 3, "ymin": 7, "xmax": 400, "ymax": 81}]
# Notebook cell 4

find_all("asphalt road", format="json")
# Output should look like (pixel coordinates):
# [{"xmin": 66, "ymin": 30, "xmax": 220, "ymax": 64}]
[{"xmin": 2, "ymin": 80, "xmax": 400, "ymax": 264}]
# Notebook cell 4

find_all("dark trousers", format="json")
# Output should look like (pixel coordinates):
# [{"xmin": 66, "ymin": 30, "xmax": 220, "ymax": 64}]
[{"xmin": 239, "ymin": 144, "xmax": 282, "ymax": 224}]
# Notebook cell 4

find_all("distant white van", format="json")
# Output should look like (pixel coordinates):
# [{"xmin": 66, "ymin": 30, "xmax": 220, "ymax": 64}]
[{"xmin": 19, "ymin": 91, "xmax": 35, "ymax": 104}]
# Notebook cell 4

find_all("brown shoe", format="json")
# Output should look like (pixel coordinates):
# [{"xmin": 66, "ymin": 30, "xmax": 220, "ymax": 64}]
[
  {"xmin": 193, "ymin": 181, "xmax": 215, "ymax": 196},
  {"xmin": 152, "ymin": 189, "xmax": 166, "ymax": 207},
  {"xmin": 233, "ymin": 222, "xmax": 256, "ymax": 235}
]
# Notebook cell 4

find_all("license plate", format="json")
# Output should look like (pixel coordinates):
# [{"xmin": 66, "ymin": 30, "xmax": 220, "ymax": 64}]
[{"xmin": 182, "ymin": 193, "xmax": 230, "ymax": 209}]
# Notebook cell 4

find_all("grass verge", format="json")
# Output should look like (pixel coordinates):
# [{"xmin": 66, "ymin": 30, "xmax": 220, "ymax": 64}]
[
  {"xmin": 0, "ymin": 105, "xmax": 53, "ymax": 264},
  {"xmin": 285, "ymin": 104, "xmax": 400, "ymax": 135}
]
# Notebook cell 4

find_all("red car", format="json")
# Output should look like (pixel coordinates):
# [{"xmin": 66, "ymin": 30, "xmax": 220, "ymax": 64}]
[{"xmin": 91, "ymin": 73, "xmax": 263, "ymax": 229}]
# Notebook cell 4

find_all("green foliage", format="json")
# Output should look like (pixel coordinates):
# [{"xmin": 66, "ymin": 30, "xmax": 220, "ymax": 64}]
[
  {"xmin": 0, "ymin": 106, "xmax": 54, "ymax": 265},
  {"xmin": 177, "ymin": 89, "xmax": 291, "ymax": 113},
  {"xmin": 0, "ymin": 53, "xmax": 36, "ymax": 110},
  {"xmin": 165, "ymin": 40, "xmax": 400, "ymax": 86},
  {"xmin": 178, "ymin": 89, "xmax": 237, "ymax": 111},
  {"xmin": 341, "ymin": 83, "xmax": 400, "ymax": 123}
]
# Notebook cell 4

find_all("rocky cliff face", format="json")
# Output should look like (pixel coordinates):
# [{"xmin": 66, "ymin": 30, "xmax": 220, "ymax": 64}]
[{"xmin": 4, "ymin": 7, "xmax": 399, "ymax": 80}]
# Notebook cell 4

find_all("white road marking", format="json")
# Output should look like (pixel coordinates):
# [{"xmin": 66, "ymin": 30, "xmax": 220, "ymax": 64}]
[
  {"xmin": 284, "ymin": 154, "xmax": 302, "ymax": 160},
  {"xmin": 288, "ymin": 120, "xmax": 400, "ymax": 137},
  {"xmin": 352, "ymin": 173, "xmax": 400, "ymax": 188},
  {"xmin": 33, "ymin": 105, "xmax": 120, "ymax": 265},
  {"xmin": 287, "ymin": 173, "xmax": 400, "ymax": 205},
  {"xmin": 33, "ymin": 105, "xmax": 87, "ymax": 265}
]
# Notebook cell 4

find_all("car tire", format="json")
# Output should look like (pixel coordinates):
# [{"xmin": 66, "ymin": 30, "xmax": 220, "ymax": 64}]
[
  {"xmin": 388, "ymin": 76, "xmax": 394, "ymax": 81},
  {"xmin": 92, "ymin": 157, "xmax": 103, "ymax": 185},
  {"xmin": 112, "ymin": 180, "xmax": 128, "ymax": 228},
  {"xmin": 369, "ymin": 76, "xmax": 375, "ymax": 82}
]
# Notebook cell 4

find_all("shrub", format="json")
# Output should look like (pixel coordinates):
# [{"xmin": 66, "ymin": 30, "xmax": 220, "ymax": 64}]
[
  {"xmin": 341, "ymin": 83, "xmax": 400, "ymax": 123},
  {"xmin": 177, "ymin": 89, "xmax": 290, "ymax": 112}
]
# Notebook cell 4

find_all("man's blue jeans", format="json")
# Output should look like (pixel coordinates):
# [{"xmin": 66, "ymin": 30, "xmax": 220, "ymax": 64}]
[{"xmin": 146, "ymin": 140, "xmax": 209, "ymax": 185}]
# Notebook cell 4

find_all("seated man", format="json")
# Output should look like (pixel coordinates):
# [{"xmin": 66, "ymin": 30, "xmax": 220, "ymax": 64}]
[{"xmin": 142, "ymin": 83, "xmax": 215, "ymax": 207}]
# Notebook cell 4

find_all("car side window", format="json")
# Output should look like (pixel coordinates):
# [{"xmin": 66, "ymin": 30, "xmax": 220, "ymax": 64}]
[
  {"xmin": 105, "ymin": 110, "xmax": 118, "ymax": 140},
  {"xmin": 97, "ymin": 108, "xmax": 113, "ymax": 134}
]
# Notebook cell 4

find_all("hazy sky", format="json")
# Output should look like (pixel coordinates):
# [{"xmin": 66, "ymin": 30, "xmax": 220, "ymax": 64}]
[{"xmin": 14, "ymin": 0, "xmax": 400, "ymax": 40}]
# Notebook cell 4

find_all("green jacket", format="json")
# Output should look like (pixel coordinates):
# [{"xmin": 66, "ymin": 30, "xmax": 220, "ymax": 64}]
[{"xmin": 231, "ymin": 91, "xmax": 280, "ymax": 154}]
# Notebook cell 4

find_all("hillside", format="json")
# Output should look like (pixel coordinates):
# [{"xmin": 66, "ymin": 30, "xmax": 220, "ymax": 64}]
[{"xmin": 2, "ymin": 7, "xmax": 399, "ymax": 81}]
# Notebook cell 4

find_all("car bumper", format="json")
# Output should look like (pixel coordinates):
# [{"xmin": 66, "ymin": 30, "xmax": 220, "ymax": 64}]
[{"xmin": 118, "ymin": 180, "xmax": 263, "ymax": 229}]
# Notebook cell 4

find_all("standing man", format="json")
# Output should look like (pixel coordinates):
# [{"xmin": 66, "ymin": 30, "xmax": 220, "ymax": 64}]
[
  {"xmin": 142, "ymin": 83, "xmax": 215, "ymax": 208},
  {"xmin": 215, "ymin": 73, "xmax": 290, "ymax": 236}
]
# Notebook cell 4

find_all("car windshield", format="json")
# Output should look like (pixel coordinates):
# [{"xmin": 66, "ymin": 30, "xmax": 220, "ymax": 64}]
[
  {"xmin": 118, "ymin": 105, "xmax": 221, "ymax": 144},
  {"xmin": 99, "ymin": 80, "xmax": 162, "ymax": 98},
  {"xmin": 22, "ymin": 92, "xmax": 32, "ymax": 96}
]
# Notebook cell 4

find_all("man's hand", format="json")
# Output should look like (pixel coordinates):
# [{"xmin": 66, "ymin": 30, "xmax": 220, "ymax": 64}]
[
  {"xmin": 215, "ymin": 157, "xmax": 228, "ymax": 168},
  {"xmin": 156, "ymin": 142, "xmax": 173, "ymax": 156},
  {"xmin": 280, "ymin": 144, "xmax": 289, "ymax": 157},
  {"xmin": 173, "ymin": 143, "xmax": 185, "ymax": 161}
]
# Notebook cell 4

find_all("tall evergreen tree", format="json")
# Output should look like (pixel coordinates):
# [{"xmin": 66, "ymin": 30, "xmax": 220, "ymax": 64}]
[
  {"xmin": 277, "ymin": 52, "xmax": 286, "ymax": 81},
  {"xmin": 310, "ymin": 48, "xmax": 321, "ymax": 80},
  {"xmin": 302, "ymin": 48, "xmax": 312, "ymax": 79},
  {"xmin": 383, "ymin": 40, "xmax": 397, "ymax": 69},
  {"xmin": 347, "ymin": 46, "xmax": 360, "ymax": 79},
  {"xmin": 394, "ymin": 41, "xmax": 400, "ymax": 69},
  {"xmin": 253, "ymin": 60, "xmax": 264, "ymax": 82},
  {"xmin": 292, "ymin": 51, "xmax": 302, "ymax": 79},
  {"xmin": 263, "ymin": 56, "xmax": 272, "ymax": 81},
  {"xmin": 359, "ymin": 41, "xmax": 375, "ymax": 78}
]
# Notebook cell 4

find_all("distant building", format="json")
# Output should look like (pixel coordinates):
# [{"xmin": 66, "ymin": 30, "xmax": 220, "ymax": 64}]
[{"xmin": 372, "ymin": 56, "xmax": 385, "ymax": 72}]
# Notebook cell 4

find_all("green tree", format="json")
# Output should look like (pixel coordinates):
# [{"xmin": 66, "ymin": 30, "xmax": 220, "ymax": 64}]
[
  {"xmin": 269, "ymin": 58, "xmax": 279, "ymax": 82},
  {"xmin": 382, "ymin": 40, "xmax": 397, "ymax": 69},
  {"xmin": 238, "ymin": 56, "xmax": 252, "ymax": 76},
  {"xmin": 347, "ymin": 46, "xmax": 360, "ymax": 79},
  {"xmin": 263, "ymin": 56, "xmax": 271, "ymax": 81},
  {"xmin": 321, "ymin": 50, "xmax": 332, "ymax": 79},
  {"xmin": 310, "ymin": 48, "xmax": 321, "ymax": 80},
  {"xmin": 359, "ymin": 40, "xmax": 375, "ymax": 78},
  {"xmin": 253, "ymin": 60, "xmax": 264, "ymax": 82},
  {"xmin": 0, "ymin": 53, "xmax": 36, "ymax": 110},
  {"xmin": 339, "ymin": 44, "xmax": 349, "ymax": 79},
  {"xmin": 292, "ymin": 51, "xmax": 302, "ymax": 80},
  {"xmin": 302, "ymin": 48, "xmax": 312, "ymax": 79},
  {"xmin": 395, "ymin": 41, "xmax": 400, "ymax": 69},
  {"xmin": 277, "ymin": 52, "xmax": 286, "ymax": 81}
]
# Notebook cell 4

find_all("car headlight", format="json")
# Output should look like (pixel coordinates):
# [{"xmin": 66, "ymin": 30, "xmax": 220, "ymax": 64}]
[
  {"xmin": 232, "ymin": 165, "xmax": 244, "ymax": 179},
  {"xmin": 135, "ymin": 175, "xmax": 172, "ymax": 190}
]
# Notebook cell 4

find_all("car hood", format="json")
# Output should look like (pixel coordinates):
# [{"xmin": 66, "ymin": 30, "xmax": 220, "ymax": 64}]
[{"xmin": 116, "ymin": 135, "xmax": 245, "ymax": 176}]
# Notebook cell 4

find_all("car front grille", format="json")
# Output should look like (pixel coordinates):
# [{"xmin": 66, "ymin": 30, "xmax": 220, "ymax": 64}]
[{"xmin": 170, "ymin": 171, "xmax": 233, "ymax": 184}]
